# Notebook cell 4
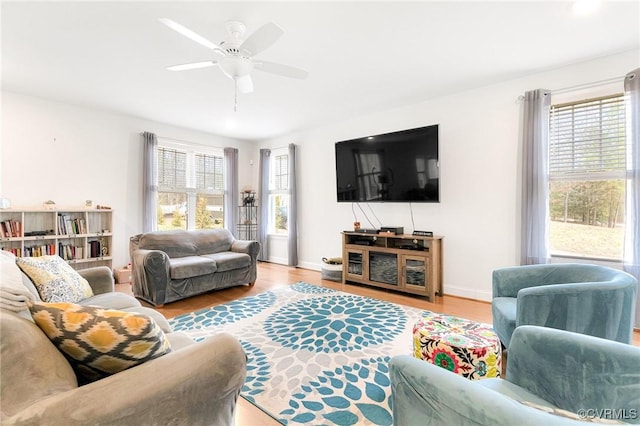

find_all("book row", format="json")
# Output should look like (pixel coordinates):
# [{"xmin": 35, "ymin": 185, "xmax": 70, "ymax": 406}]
[
  {"xmin": 1, "ymin": 220, "xmax": 22, "ymax": 238},
  {"xmin": 1, "ymin": 241, "xmax": 107, "ymax": 259},
  {"xmin": 58, "ymin": 214, "xmax": 87, "ymax": 235}
]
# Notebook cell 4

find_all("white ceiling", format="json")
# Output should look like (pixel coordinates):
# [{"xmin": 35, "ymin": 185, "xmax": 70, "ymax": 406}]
[{"xmin": 2, "ymin": 1, "xmax": 639, "ymax": 141}]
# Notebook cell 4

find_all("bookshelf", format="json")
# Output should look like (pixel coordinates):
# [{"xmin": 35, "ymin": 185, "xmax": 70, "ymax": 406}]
[{"xmin": 0, "ymin": 208, "xmax": 113, "ymax": 271}]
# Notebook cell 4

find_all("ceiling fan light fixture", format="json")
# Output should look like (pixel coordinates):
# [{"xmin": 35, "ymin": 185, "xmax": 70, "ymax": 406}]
[{"xmin": 219, "ymin": 56, "xmax": 253, "ymax": 79}]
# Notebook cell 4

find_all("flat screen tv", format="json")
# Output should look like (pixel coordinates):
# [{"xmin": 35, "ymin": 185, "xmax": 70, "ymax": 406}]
[{"xmin": 335, "ymin": 124, "xmax": 439, "ymax": 203}]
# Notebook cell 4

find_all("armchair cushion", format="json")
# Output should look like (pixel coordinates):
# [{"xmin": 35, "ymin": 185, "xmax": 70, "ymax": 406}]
[
  {"xmin": 491, "ymin": 297, "xmax": 517, "ymax": 347},
  {"xmin": 16, "ymin": 256, "xmax": 94, "ymax": 303},
  {"xmin": 29, "ymin": 302, "xmax": 172, "ymax": 384}
]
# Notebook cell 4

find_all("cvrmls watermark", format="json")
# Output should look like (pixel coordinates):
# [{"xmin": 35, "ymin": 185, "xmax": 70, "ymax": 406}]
[{"xmin": 577, "ymin": 408, "xmax": 638, "ymax": 421}]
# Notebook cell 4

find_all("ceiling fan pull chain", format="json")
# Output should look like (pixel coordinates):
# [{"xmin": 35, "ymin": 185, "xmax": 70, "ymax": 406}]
[{"xmin": 234, "ymin": 77, "xmax": 238, "ymax": 112}]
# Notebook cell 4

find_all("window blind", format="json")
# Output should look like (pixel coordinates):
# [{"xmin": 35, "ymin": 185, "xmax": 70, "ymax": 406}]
[
  {"xmin": 549, "ymin": 93, "xmax": 627, "ymax": 180},
  {"xmin": 158, "ymin": 147, "xmax": 187, "ymax": 189},
  {"xmin": 273, "ymin": 154, "xmax": 289, "ymax": 190},
  {"xmin": 195, "ymin": 153, "xmax": 224, "ymax": 191}
]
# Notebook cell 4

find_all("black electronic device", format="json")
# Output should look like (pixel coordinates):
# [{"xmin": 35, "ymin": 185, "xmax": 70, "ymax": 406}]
[
  {"xmin": 399, "ymin": 243, "xmax": 425, "ymax": 251},
  {"xmin": 412, "ymin": 230, "xmax": 433, "ymax": 237},
  {"xmin": 335, "ymin": 124, "xmax": 439, "ymax": 203},
  {"xmin": 356, "ymin": 228, "xmax": 379, "ymax": 234},
  {"xmin": 24, "ymin": 230, "xmax": 54, "ymax": 236},
  {"xmin": 380, "ymin": 226, "xmax": 404, "ymax": 235}
]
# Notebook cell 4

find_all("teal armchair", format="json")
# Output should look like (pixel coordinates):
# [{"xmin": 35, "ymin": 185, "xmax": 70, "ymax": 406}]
[
  {"xmin": 390, "ymin": 326, "xmax": 640, "ymax": 425},
  {"xmin": 492, "ymin": 263, "xmax": 637, "ymax": 348}
]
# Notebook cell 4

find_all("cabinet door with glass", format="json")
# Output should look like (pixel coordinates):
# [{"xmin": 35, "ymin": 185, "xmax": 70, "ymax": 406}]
[
  {"xmin": 400, "ymin": 254, "xmax": 429, "ymax": 294},
  {"xmin": 345, "ymin": 249, "xmax": 367, "ymax": 281}
]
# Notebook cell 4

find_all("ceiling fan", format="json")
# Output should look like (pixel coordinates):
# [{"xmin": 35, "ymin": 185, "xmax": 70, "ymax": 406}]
[{"xmin": 159, "ymin": 18, "xmax": 308, "ymax": 97}]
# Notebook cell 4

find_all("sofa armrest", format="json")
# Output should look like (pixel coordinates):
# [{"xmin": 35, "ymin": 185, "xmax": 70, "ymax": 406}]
[
  {"xmin": 390, "ymin": 355, "xmax": 579, "ymax": 426},
  {"xmin": 507, "ymin": 326, "xmax": 640, "ymax": 416},
  {"xmin": 4, "ymin": 332, "xmax": 247, "ymax": 426},
  {"xmin": 130, "ymin": 249, "xmax": 170, "ymax": 306},
  {"xmin": 231, "ymin": 240, "xmax": 260, "ymax": 260},
  {"xmin": 77, "ymin": 266, "xmax": 115, "ymax": 295}
]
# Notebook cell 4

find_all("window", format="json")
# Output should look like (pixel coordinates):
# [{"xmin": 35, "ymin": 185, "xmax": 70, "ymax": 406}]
[
  {"xmin": 354, "ymin": 151, "xmax": 382, "ymax": 200},
  {"xmin": 156, "ymin": 143, "xmax": 224, "ymax": 231},
  {"xmin": 269, "ymin": 151, "xmax": 289, "ymax": 234},
  {"xmin": 548, "ymin": 93, "xmax": 627, "ymax": 260}
]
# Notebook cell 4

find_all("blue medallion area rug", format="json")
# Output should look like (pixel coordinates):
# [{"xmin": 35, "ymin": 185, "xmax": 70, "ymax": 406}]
[{"xmin": 169, "ymin": 282, "xmax": 433, "ymax": 425}]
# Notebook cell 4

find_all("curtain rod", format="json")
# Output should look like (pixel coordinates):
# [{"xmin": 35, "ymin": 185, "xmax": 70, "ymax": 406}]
[
  {"xmin": 517, "ymin": 75, "xmax": 626, "ymax": 101},
  {"xmin": 264, "ymin": 144, "xmax": 292, "ymax": 151},
  {"xmin": 140, "ymin": 133, "xmax": 224, "ymax": 150},
  {"xmin": 550, "ymin": 75, "xmax": 625, "ymax": 95}
]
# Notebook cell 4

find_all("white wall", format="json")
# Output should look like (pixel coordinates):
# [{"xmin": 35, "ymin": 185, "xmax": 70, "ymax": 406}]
[
  {"xmin": 0, "ymin": 92, "xmax": 255, "ymax": 268},
  {"xmin": 2, "ymin": 49, "xmax": 637, "ymax": 300},
  {"xmin": 260, "ymin": 49, "xmax": 639, "ymax": 301}
]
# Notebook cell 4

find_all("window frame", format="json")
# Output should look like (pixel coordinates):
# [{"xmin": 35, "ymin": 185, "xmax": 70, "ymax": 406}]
[
  {"xmin": 547, "ymin": 92, "xmax": 628, "ymax": 262},
  {"xmin": 156, "ymin": 139, "xmax": 225, "ymax": 231},
  {"xmin": 268, "ymin": 148, "xmax": 290, "ymax": 236}
]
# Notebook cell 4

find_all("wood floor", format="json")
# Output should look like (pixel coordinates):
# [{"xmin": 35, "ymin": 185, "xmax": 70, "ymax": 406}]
[{"xmin": 115, "ymin": 262, "xmax": 640, "ymax": 426}]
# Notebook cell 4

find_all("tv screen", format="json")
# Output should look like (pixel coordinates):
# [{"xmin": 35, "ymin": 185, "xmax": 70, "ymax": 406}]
[{"xmin": 335, "ymin": 124, "xmax": 439, "ymax": 203}]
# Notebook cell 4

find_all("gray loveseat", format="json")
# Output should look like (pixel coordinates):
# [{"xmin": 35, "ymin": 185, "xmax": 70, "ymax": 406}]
[
  {"xmin": 130, "ymin": 229, "xmax": 260, "ymax": 306},
  {"xmin": 0, "ymin": 254, "xmax": 247, "ymax": 425}
]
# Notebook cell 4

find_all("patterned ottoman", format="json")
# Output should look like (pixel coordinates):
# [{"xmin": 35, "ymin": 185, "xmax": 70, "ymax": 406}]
[{"xmin": 413, "ymin": 313, "xmax": 502, "ymax": 380}]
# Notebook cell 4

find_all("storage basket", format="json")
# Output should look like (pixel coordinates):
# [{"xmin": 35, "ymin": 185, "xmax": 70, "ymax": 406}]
[{"xmin": 321, "ymin": 257, "xmax": 343, "ymax": 282}]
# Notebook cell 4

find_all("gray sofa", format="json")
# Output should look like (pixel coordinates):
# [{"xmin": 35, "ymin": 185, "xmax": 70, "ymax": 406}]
[
  {"xmin": 0, "ymin": 254, "xmax": 247, "ymax": 425},
  {"xmin": 130, "ymin": 229, "xmax": 260, "ymax": 306}
]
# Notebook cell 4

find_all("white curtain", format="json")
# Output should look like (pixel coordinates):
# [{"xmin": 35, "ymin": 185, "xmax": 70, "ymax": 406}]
[
  {"xmin": 287, "ymin": 144, "xmax": 298, "ymax": 266},
  {"xmin": 142, "ymin": 132, "xmax": 158, "ymax": 233},
  {"xmin": 521, "ymin": 89, "xmax": 551, "ymax": 265},
  {"xmin": 224, "ymin": 147, "xmax": 239, "ymax": 237},
  {"xmin": 258, "ymin": 149, "xmax": 271, "ymax": 261},
  {"xmin": 623, "ymin": 68, "xmax": 640, "ymax": 327}
]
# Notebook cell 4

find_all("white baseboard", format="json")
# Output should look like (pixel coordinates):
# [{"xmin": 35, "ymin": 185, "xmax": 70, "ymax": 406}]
[
  {"xmin": 267, "ymin": 256, "xmax": 288, "ymax": 265},
  {"xmin": 298, "ymin": 261, "xmax": 322, "ymax": 271},
  {"xmin": 444, "ymin": 285, "xmax": 492, "ymax": 302},
  {"xmin": 280, "ymin": 262, "xmax": 493, "ymax": 303}
]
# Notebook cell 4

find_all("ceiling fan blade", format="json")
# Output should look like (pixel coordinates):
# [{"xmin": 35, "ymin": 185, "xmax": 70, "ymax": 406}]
[
  {"xmin": 254, "ymin": 60, "xmax": 308, "ymax": 79},
  {"xmin": 235, "ymin": 75, "xmax": 254, "ymax": 94},
  {"xmin": 240, "ymin": 22, "xmax": 284, "ymax": 56},
  {"xmin": 167, "ymin": 61, "xmax": 217, "ymax": 71},
  {"xmin": 159, "ymin": 18, "xmax": 221, "ymax": 51}
]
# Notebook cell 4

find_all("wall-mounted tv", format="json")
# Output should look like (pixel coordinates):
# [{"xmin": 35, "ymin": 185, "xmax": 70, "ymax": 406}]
[{"xmin": 335, "ymin": 124, "xmax": 439, "ymax": 203}]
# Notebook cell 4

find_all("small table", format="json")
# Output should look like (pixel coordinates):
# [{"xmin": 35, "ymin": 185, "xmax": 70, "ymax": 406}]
[{"xmin": 413, "ymin": 313, "xmax": 502, "ymax": 380}]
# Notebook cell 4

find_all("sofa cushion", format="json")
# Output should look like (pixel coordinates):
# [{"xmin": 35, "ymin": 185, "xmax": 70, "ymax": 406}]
[
  {"xmin": 17, "ymin": 256, "xmax": 94, "ymax": 303},
  {"xmin": 138, "ymin": 231, "xmax": 199, "ymax": 258},
  {"xmin": 202, "ymin": 252, "xmax": 251, "ymax": 272},
  {"xmin": 29, "ymin": 302, "xmax": 172, "ymax": 384},
  {"xmin": 169, "ymin": 256, "xmax": 217, "ymax": 279},
  {"xmin": 192, "ymin": 229, "xmax": 234, "ymax": 255},
  {"xmin": 80, "ymin": 292, "xmax": 143, "ymax": 310}
]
